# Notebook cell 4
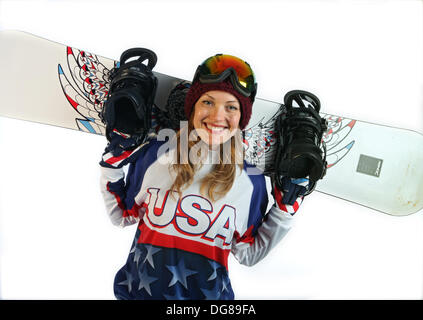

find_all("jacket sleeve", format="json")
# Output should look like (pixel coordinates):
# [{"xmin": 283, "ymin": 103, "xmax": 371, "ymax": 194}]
[
  {"xmin": 99, "ymin": 141, "xmax": 153, "ymax": 227},
  {"xmin": 231, "ymin": 175, "xmax": 303, "ymax": 267},
  {"xmin": 100, "ymin": 166, "xmax": 140, "ymax": 227}
]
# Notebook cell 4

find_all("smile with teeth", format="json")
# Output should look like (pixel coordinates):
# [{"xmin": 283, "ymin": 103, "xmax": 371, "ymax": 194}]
[{"xmin": 204, "ymin": 123, "xmax": 228, "ymax": 134}]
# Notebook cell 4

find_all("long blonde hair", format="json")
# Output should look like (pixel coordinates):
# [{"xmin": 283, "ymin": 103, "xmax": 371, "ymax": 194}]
[{"xmin": 170, "ymin": 115, "xmax": 244, "ymax": 202}]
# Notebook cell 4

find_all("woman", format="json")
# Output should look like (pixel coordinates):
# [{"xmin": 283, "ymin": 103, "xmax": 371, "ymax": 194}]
[{"xmin": 99, "ymin": 54, "xmax": 305, "ymax": 300}]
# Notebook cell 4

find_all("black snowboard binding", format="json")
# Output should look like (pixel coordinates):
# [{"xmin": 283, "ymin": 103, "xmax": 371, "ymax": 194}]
[
  {"xmin": 274, "ymin": 90, "xmax": 328, "ymax": 195},
  {"xmin": 101, "ymin": 48, "xmax": 158, "ymax": 142}
]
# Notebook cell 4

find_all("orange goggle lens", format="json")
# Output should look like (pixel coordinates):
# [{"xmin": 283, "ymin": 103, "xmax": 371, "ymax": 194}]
[{"xmin": 197, "ymin": 54, "xmax": 256, "ymax": 98}]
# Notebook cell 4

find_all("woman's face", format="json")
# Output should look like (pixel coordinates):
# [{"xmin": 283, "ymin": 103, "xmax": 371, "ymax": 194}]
[{"xmin": 192, "ymin": 90, "xmax": 241, "ymax": 147}]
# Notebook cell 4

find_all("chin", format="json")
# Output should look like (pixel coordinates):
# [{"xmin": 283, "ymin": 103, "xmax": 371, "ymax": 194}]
[{"xmin": 209, "ymin": 136, "xmax": 232, "ymax": 147}]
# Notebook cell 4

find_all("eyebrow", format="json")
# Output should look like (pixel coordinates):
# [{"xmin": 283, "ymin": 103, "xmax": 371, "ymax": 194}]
[{"xmin": 204, "ymin": 93, "xmax": 239, "ymax": 104}]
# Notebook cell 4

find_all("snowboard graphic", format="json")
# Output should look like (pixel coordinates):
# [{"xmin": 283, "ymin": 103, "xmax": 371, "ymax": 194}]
[{"xmin": 0, "ymin": 30, "xmax": 422, "ymax": 216}]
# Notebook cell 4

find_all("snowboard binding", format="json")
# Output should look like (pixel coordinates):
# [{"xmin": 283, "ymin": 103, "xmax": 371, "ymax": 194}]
[
  {"xmin": 101, "ymin": 48, "xmax": 158, "ymax": 142},
  {"xmin": 274, "ymin": 90, "xmax": 328, "ymax": 196}
]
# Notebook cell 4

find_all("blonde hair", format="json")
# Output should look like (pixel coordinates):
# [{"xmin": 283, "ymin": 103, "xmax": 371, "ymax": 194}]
[{"xmin": 170, "ymin": 115, "xmax": 244, "ymax": 202}]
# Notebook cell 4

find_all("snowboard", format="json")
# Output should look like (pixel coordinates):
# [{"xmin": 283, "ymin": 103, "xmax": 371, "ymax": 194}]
[{"xmin": 0, "ymin": 30, "xmax": 422, "ymax": 216}]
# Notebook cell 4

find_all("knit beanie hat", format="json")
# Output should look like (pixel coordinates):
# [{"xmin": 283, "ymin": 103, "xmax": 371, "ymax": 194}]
[{"xmin": 184, "ymin": 79, "xmax": 253, "ymax": 130}]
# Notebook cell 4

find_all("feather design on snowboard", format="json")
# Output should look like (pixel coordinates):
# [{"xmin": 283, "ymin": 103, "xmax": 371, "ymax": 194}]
[
  {"xmin": 242, "ymin": 110, "xmax": 280, "ymax": 173},
  {"xmin": 323, "ymin": 115, "xmax": 356, "ymax": 168},
  {"xmin": 58, "ymin": 47, "xmax": 111, "ymax": 135}
]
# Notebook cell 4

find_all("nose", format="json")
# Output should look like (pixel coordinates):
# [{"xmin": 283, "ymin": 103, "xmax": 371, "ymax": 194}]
[{"xmin": 209, "ymin": 104, "xmax": 226, "ymax": 121}]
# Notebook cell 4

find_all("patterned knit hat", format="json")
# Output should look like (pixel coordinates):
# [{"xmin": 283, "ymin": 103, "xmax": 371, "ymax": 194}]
[{"xmin": 184, "ymin": 79, "xmax": 253, "ymax": 130}]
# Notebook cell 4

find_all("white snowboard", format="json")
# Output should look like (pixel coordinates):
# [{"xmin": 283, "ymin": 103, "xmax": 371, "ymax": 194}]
[{"xmin": 0, "ymin": 30, "xmax": 422, "ymax": 216}]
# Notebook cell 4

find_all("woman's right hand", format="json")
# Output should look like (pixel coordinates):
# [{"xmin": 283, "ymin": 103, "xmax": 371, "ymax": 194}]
[{"xmin": 99, "ymin": 129, "xmax": 147, "ymax": 169}]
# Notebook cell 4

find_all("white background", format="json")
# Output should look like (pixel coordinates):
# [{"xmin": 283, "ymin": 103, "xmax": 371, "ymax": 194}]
[{"xmin": 0, "ymin": 0, "xmax": 422, "ymax": 299}]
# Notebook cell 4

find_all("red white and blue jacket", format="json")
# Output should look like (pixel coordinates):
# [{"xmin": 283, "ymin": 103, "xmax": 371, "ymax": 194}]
[{"xmin": 100, "ymin": 138, "xmax": 301, "ymax": 300}]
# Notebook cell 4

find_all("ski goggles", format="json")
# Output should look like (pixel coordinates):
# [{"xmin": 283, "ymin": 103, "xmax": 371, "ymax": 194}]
[{"xmin": 193, "ymin": 54, "xmax": 257, "ymax": 101}]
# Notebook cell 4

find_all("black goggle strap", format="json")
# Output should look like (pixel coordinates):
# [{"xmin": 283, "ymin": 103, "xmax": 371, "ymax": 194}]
[{"xmin": 193, "ymin": 66, "xmax": 257, "ymax": 100}]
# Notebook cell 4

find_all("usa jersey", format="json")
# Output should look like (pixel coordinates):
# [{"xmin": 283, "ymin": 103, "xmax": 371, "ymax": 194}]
[{"xmin": 100, "ymin": 138, "xmax": 300, "ymax": 300}]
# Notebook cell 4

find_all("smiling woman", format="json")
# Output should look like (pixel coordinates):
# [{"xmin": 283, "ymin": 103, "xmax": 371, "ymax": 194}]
[
  {"xmin": 0, "ymin": 0, "xmax": 422, "ymax": 300},
  {"xmin": 98, "ymin": 53, "xmax": 307, "ymax": 300}
]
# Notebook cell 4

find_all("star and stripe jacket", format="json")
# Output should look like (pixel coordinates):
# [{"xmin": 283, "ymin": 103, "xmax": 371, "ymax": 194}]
[{"xmin": 100, "ymin": 137, "xmax": 302, "ymax": 300}]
